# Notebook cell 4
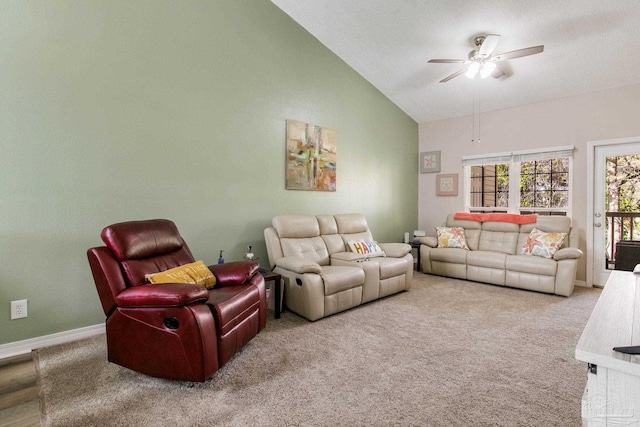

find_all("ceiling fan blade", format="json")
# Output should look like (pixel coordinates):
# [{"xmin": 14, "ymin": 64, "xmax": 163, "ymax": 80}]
[
  {"xmin": 478, "ymin": 34, "xmax": 500, "ymax": 57},
  {"xmin": 492, "ymin": 63, "xmax": 506, "ymax": 79},
  {"xmin": 428, "ymin": 59, "xmax": 469, "ymax": 64},
  {"xmin": 439, "ymin": 68, "xmax": 466, "ymax": 83},
  {"xmin": 491, "ymin": 45, "xmax": 544, "ymax": 62}
]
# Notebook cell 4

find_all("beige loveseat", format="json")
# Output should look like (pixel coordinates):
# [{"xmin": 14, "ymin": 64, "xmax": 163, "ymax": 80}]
[
  {"xmin": 420, "ymin": 214, "xmax": 583, "ymax": 296},
  {"xmin": 264, "ymin": 214, "xmax": 413, "ymax": 321}
]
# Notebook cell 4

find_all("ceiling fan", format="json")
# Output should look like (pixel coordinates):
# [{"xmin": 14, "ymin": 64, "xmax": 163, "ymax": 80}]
[{"xmin": 429, "ymin": 34, "xmax": 544, "ymax": 83}]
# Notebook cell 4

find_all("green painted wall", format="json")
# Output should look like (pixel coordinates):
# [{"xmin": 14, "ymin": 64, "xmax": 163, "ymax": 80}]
[{"xmin": 0, "ymin": 0, "xmax": 418, "ymax": 345}]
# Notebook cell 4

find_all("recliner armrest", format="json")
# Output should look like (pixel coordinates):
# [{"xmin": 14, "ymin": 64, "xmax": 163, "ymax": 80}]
[
  {"xmin": 553, "ymin": 247, "xmax": 583, "ymax": 260},
  {"xmin": 209, "ymin": 261, "xmax": 259, "ymax": 286},
  {"xmin": 275, "ymin": 256, "xmax": 322, "ymax": 274},
  {"xmin": 419, "ymin": 236, "xmax": 438, "ymax": 248},
  {"xmin": 378, "ymin": 242, "xmax": 411, "ymax": 257},
  {"xmin": 115, "ymin": 283, "xmax": 209, "ymax": 308}
]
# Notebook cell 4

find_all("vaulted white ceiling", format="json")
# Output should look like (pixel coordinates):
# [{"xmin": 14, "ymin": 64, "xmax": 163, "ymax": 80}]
[{"xmin": 271, "ymin": 0, "xmax": 640, "ymax": 123}]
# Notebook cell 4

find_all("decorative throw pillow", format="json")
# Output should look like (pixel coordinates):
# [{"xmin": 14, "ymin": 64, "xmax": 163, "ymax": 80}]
[
  {"xmin": 520, "ymin": 228, "xmax": 567, "ymax": 259},
  {"xmin": 347, "ymin": 240, "xmax": 386, "ymax": 258},
  {"xmin": 145, "ymin": 260, "xmax": 217, "ymax": 289},
  {"xmin": 435, "ymin": 227, "xmax": 469, "ymax": 250}
]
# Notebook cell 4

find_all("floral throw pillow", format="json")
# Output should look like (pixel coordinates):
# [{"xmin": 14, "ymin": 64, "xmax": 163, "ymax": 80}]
[
  {"xmin": 436, "ymin": 227, "xmax": 469, "ymax": 250},
  {"xmin": 520, "ymin": 228, "xmax": 567, "ymax": 259}
]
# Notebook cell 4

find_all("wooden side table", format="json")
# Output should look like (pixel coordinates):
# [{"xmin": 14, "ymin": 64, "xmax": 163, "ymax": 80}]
[
  {"xmin": 259, "ymin": 269, "xmax": 283, "ymax": 319},
  {"xmin": 410, "ymin": 242, "xmax": 421, "ymax": 271}
]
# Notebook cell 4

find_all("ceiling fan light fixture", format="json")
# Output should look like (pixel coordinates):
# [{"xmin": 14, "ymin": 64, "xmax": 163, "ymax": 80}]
[
  {"xmin": 429, "ymin": 33, "xmax": 544, "ymax": 83},
  {"xmin": 465, "ymin": 61, "xmax": 480, "ymax": 79},
  {"xmin": 479, "ymin": 61, "xmax": 496, "ymax": 79}
]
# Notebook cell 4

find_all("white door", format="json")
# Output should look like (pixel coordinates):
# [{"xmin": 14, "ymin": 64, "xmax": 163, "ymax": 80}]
[{"xmin": 589, "ymin": 138, "xmax": 640, "ymax": 286}]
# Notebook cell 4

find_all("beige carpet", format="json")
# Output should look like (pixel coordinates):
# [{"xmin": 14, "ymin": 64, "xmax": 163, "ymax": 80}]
[{"xmin": 36, "ymin": 273, "xmax": 601, "ymax": 426}]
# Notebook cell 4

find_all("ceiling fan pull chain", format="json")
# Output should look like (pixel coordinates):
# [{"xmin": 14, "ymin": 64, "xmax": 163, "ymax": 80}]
[
  {"xmin": 471, "ymin": 84, "xmax": 475, "ymax": 143},
  {"xmin": 478, "ymin": 81, "xmax": 481, "ymax": 143},
  {"xmin": 472, "ymin": 80, "xmax": 480, "ymax": 143}
]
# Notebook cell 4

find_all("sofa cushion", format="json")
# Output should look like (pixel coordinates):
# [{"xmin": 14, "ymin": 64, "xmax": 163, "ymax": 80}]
[
  {"xmin": 335, "ymin": 213, "xmax": 375, "ymax": 245},
  {"xmin": 280, "ymin": 236, "xmax": 330, "ymax": 266},
  {"xmin": 519, "ymin": 216, "xmax": 572, "ymax": 250},
  {"xmin": 315, "ymin": 215, "xmax": 345, "ymax": 254},
  {"xmin": 377, "ymin": 257, "xmax": 409, "ymax": 280},
  {"xmin": 478, "ymin": 221, "xmax": 520, "ymax": 255},
  {"xmin": 334, "ymin": 213, "xmax": 369, "ymax": 234},
  {"xmin": 520, "ymin": 228, "xmax": 567, "ymax": 259},
  {"xmin": 436, "ymin": 227, "xmax": 469, "ymax": 249},
  {"xmin": 316, "ymin": 214, "xmax": 339, "ymax": 235},
  {"xmin": 320, "ymin": 265, "xmax": 365, "ymax": 295},
  {"xmin": 430, "ymin": 247, "xmax": 468, "ymax": 264},
  {"xmin": 520, "ymin": 216, "xmax": 571, "ymax": 234},
  {"xmin": 467, "ymin": 251, "xmax": 507, "ymax": 269},
  {"xmin": 505, "ymin": 254, "xmax": 557, "ymax": 276},
  {"xmin": 273, "ymin": 215, "xmax": 320, "ymax": 238},
  {"xmin": 445, "ymin": 214, "xmax": 481, "ymax": 251}
]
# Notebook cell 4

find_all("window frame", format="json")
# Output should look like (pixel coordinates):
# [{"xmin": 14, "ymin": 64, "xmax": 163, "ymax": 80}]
[{"xmin": 462, "ymin": 146, "xmax": 574, "ymax": 217}]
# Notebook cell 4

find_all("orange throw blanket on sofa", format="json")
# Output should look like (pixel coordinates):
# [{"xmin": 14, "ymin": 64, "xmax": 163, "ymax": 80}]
[{"xmin": 453, "ymin": 212, "xmax": 538, "ymax": 224}]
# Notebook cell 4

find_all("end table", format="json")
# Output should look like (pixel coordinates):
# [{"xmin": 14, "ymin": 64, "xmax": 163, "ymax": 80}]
[
  {"xmin": 410, "ymin": 242, "xmax": 421, "ymax": 271},
  {"xmin": 259, "ymin": 269, "xmax": 283, "ymax": 319}
]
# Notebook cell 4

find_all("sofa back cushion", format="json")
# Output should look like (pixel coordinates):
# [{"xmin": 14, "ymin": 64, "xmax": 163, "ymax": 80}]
[
  {"xmin": 478, "ymin": 221, "xmax": 520, "ymax": 255},
  {"xmin": 272, "ymin": 215, "xmax": 330, "ymax": 265},
  {"xmin": 334, "ymin": 213, "xmax": 375, "ymax": 248},
  {"xmin": 316, "ymin": 214, "xmax": 346, "ymax": 255},
  {"xmin": 446, "ymin": 214, "xmax": 481, "ymax": 251},
  {"xmin": 518, "ymin": 215, "xmax": 572, "ymax": 250}
]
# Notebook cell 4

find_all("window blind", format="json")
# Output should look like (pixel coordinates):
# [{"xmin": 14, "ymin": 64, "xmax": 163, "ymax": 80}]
[
  {"xmin": 511, "ymin": 145, "xmax": 574, "ymax": 162},
  {"xmin": 461, "ymin": 151, "xmax": 513, "ymax": 167},
  {"xmin": 462, "ymin": 145, "xmax": 574, "ymax": 166}
]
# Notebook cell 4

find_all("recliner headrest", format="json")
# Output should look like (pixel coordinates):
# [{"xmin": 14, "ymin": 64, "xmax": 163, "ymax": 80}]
[
  {"xmin": 334, "ymin": 213, "xmax": 368, "ymax": 234},
  {"xmin": 272, "ymin": 215, "xmax": 320, "ymax": 238},
  {"xmin": 101, "ymin": 219, "xmax": 184, "ymax": 260}
]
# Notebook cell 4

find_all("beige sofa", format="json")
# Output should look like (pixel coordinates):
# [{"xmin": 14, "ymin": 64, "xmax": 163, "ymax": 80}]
[
  {"xmin": 264, "ymin": 214, "xmax": 413, "ymax": 321},
  {"xmin": 419, "ymin": 214, "xmax": 583, "ymax": 296}
]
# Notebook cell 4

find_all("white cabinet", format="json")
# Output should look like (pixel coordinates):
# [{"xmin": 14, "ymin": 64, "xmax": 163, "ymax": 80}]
[{"xmin": 576, "ymin": 271, "xmax": 640, "ymax": 426}]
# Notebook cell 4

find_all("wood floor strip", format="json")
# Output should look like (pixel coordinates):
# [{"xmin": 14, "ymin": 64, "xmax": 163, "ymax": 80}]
[
  {"xmin": 0, "ymin": 400, "xmax": 41, "ymax": 427},
  {"xmin": 0, "ymin": 352, "xmax": 40, "ymax": 426},
  {"xmin": 0, "ymin": 361, "xmax": 36, "ymax": 396},
  {"xmin": 0, "ymin": 354, "xmax": 32, "ymax": 369},
  {"xmin": 0, "ymin": 385, "xmax": 40, "ymax": 411}
]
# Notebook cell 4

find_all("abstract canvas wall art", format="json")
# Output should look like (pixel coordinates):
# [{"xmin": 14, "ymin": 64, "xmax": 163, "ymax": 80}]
[{"xmin": 286, "ymin": 119, "xmax": 337, "ymax": 191}]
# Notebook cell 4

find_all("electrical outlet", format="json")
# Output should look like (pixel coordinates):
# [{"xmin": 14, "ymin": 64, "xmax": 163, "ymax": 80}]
[{"xmin": 11, "ymin": 300, "xmax": 27, "ymax": 320}]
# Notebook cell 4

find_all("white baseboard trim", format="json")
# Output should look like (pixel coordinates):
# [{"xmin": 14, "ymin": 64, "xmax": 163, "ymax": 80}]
[
  {"xmin": 575, "ymin": 280, "xmax": 588, "ymax": 288},
  {"xmin": 0, "ymin": 323, "xmax": 105, "ymax": 360}
]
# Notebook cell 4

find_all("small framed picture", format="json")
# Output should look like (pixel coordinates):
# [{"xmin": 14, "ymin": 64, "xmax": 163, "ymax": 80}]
[
  {"xmin": 436, "ymin": 173, "xmax": 458, "ymax": 196},
  {"xmin": 419, "ymin": 151, "xmax": 440, "ymax": 173}
]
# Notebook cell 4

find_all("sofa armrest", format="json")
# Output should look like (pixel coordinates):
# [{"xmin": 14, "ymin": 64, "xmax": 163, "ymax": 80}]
[
  {"xmin": 275, "ymin": 256, "xmax": 322, "ymax": 274},
  {"xmin": 378, "ymin": 242, "xmax": 411, "ymax": 258},
  {"xmin": 553, "ymin": 247, "xmax": 583, "ymax": 260},
  {"xmin": 419, "ymin": 236, "xmax": 438, "ymax": 248},
  {"xmin": 115, "ymin": 283, "xmax": 209, "ymax": 308},
  {"xmin": 209, "ymin": 261, "xmax": 259, "ymax": 286}
]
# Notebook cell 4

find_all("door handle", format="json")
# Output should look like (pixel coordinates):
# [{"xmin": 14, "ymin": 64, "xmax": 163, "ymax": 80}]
[
  {"xmin": 595, "ymin": 213, "xmax": 602, "ymax": 218},
  {"xmin": 595, "ymin": 222, "xmax": 602, "ymax": 227}
]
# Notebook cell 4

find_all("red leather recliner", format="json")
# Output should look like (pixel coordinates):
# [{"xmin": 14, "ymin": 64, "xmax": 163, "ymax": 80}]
[{"xmin": 87, "ymin": 219, "xmax": 266, "ymax": 382}]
